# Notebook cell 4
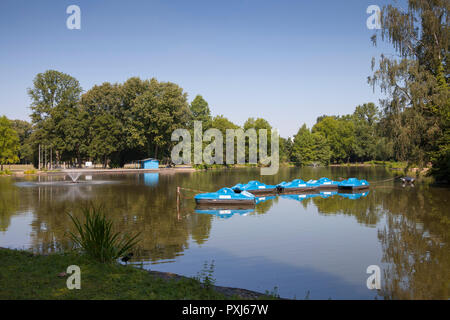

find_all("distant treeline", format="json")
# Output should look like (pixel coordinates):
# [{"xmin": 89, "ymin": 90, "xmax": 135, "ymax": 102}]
[
  {"xmin": 0, "ymin": 70, "xmax": 440, "ymax": 172},
  {"xmin": 0, "ymin": 69, "xmax": 403, "ymax": 168}
]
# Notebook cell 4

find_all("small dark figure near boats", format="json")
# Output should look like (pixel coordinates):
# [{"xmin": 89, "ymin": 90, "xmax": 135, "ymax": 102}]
[
  {"xmin": 401, "ymin": 176, "xmax": 415, "ymax": 184},
  {"xmin": 121, "ymin": 253, "xmax": 133, "ymax": 265}
]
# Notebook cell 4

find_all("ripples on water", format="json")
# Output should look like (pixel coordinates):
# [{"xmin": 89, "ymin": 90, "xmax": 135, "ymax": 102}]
[{"xmin": 0, "ymin": 167, "xmax": 449, "ymax": 299}]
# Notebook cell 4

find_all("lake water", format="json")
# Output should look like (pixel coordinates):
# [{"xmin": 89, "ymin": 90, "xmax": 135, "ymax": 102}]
[{"xmin": 1, "ymin": 167, "xmax": 449, "ymax": 299}]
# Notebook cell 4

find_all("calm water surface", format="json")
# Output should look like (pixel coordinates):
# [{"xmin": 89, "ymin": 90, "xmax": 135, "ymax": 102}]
[{"xmin": 1, "ymin": 167, "xmax": 449, "ymax": 299}]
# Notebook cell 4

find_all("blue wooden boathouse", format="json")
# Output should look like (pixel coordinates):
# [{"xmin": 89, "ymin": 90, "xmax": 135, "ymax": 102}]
[{"xmin": 140, "ymin": 158, "xmax": 159, "ymax": 170}]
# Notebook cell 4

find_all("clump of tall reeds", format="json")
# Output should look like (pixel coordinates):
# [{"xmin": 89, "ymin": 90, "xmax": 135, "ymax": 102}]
[{"xmin": 67, "ymin": 205, "xmax": 140, "ymax": 263}]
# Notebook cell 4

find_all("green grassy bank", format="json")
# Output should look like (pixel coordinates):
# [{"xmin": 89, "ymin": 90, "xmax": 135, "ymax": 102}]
[{"xmin": 0, "ymin": 248, "xmax": 268, "ymax": 300}]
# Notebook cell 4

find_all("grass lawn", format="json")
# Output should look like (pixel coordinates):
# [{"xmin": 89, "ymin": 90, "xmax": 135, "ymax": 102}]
[{"xmin": 0, "ymin": 248, "xmax": 246, "ymax": 300}]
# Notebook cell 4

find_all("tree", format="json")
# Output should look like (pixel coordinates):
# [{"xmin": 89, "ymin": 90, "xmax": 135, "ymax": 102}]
[
  {"xmin": 80, "ymin": 82, "xmax": 124, "ymax": 167},
  {"xmin": 27, "ymin": 70, "xmax": 83, "ymax": 165},
  {"xmin": 0, "ymin": 116, "xmax": 19, "ymax": 170},
  {"xmin": 312, "ymin": 132, "xmax": 331, "ymax": 165},
  {"xmin": 190, "ymin": 95, "xmax": 212, "ymax": 126},
  {"xmin": 28, "ymin": 70, "xmax": 82, "ymax": 124},
  {"xmin": 119, "ymin": 77, "xmax": 152, "ymax": 166},
  {"xmin": 279, "ymin": 137, "xmax": 293, "ymax": 163},
  {"xmin": 291, "ymin": 124, "xmax": 330, "ymax": 166},
  {"xmin": 352, "ymin": 103, "xmax": 379, "ymax": 161},
  {"xmin": 210, "ymin": 115, "xmax": 239, "ymax": 163},
  {"xmin": 89, "ymin": 113, "xmax": 122, "ymax": 168},
  {"xmin": 131, "ymin": 79, "xmax": 191, "ymax": 159},
  {"xmin": 369, "ymin": 1, "xmax": 449, "ymax": 176},
  {"xmin": 291, "ymin": 124, "xmax": 314, "ymax": 166},
  {"xmin": 312, "ymin": 116, "xmax": 355, "ymax": 163},
  {"xmin": 10, "ymin": 119, "xmax": 33, "ymax": 164},
  {"xmin": 243, "ymin": 117, "xmax": 273, "ymax": 162}
]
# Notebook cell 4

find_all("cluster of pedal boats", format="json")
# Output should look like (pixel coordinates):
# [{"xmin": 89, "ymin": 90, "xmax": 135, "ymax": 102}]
[
  {"xmin": 195, "ymin": 190, "xmax": 369, "ymax": 219},
  {"xmin": 195, "ymin": 177, "xmax": 369, "ymax": 206}
]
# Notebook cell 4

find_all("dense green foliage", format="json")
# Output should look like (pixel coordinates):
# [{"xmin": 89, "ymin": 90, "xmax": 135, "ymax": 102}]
[
  {"xmin": 369, "ymin": 0, "xmax": 449, "ymax": 180},
  {"xmin": 25, "ymin": 73, "xmax": 194, "ymax": 168},
  {"xmin": 10, "ymin": 119, "xmax": 33, "ymax": 164},
  {"xmin": 11, "ymin": 70, "xmax": 415, "ymax": 170},
  {"xmin": 291, "ymin": 124, "xmax": 330, "ymax": 166},
  {"xmin": 0, "ymin": 116, "xmax": 19, "ymax": 171},
  {"xmin": 289, "ymin": 103, "xmax": 394, "ymax": 166},
  {"xmin": 190, "ymin": 95, "xmax": 212, "ymax": 126}
]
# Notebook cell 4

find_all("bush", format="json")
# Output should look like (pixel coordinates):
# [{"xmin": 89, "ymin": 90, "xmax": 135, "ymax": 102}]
[
  {"xmin": 194, "ymin": 260, "xmax": 216, "ymax": 290},
  {"xmin": 68, "ymin": 205, "xmax": 141, "ymax": 263},
  {"xmin": 0, "ymin": 169, "xmax": 12, "ymax": 175},
  {"xmin": 24, "ymin": 169, "xmax": 36, "ymax": 175}
]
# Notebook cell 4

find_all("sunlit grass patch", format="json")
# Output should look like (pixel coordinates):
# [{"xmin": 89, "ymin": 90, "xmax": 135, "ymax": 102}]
[{"xmin": 0, "ymin": 248, "xmax": 233, "ymax": 300}]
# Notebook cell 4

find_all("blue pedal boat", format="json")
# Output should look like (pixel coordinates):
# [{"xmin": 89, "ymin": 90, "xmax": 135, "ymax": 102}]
[
  {"xmin": 195, "ymin": 187, "xmax": 255, "ymax": 207},
  {"xmin": 316, "ymin": 177, "xmax": 339, "ymax": 190},
  {"xmin": 306, "ymin": 179, "xmax": 321, "ymax": 188},
  {"xmin": 338, "ymin": 178, "xmax": 370, "ymax": 191},
  {"xmin": 276, "ymin": 179, "xmax": 314, "ymax": 194},
  {"xmin": 231, "ymin": 180, "xmax": 277, "ymax": 195}
]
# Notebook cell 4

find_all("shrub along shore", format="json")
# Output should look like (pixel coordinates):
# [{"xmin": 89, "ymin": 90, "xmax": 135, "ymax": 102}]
[{"xmin": 0, "ymin": 247, "xmax": 272, "ymax": 300}]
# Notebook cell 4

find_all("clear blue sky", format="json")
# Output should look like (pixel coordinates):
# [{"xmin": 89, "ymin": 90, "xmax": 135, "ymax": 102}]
[{"xmin": 0, "ymin": 0, "xmax": 395, "ymax": 137}]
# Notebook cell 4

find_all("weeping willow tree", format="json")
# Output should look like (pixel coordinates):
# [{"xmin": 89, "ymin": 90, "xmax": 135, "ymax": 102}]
[{"xmin": 369, "ymin": 0, "xmax": 449, "ymax": 180}]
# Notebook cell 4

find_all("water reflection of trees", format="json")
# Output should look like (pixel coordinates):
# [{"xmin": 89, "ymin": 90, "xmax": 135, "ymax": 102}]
[
  {"xmin": 312, "ymin": 191, "xmax": 382, "ymax": 226},
  {"xmin": 0, "ymin": 178, "xmax": 19, "ymax": 231},
  {"xmin": 255, "ymin": 197, "xmax": 276, "ymax": 215},
  {"xmin": 313, "ymin": 184, "xmax": 450, "ymax": 299},
  {"xmin": 377, "ymin": 185, "xmax": 450, "ymax": 299},
  {"xmin": 13, "ymin": 173, "xmax": 213, "ymax": 262}
]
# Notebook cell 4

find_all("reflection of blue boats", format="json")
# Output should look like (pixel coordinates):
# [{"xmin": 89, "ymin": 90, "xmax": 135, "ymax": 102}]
[
  {"xmin": 338, "ymin": 178, "xmax": 370, "ymax": 191},
  {"xmin": 318, "ymin": 190, "xmax": 338, "ymax": 198},
  {"xmin": 195, "ymin": 208, "xmax": 255, "ymax": 219},
  {"xmin": 338, "ymin": 191, "xmax": 369, "ymax": 199},
  {"xmin": 316, "ymin": 177, "xmax": 339, "ymax": 190},
  {"xmin": 231, "ymin": 180, "xmax": 277, "ymax": 195},
  {"xmin": 255, "ymin": 195, "xmax": 276, "ymax": 204},
  {"xmin": 195, "ymin": 187, "xmax": 255, "ymax": 206},
  {"xmin": 276, "ymin": 179, "xmax": 313, "ymax": 193},
  {"xmin": 281, "ymin": 193, "xmax": 320, "ymax": 202},
  {"xmin": 281, "ymin": 191, "xmax": 338, "ymax": 202}
]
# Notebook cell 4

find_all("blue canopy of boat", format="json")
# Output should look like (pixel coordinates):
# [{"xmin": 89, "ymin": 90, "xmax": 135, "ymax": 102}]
[
  {"xmin": 277, "ymin": 179, "xmax": 308, "ymax": 189},
  {"xmin": 232, "ymin": 180, "xmax": 276, "ymax": 191},
  {"xmin": 338, "ymin": 178, "xmax": 370, "ymax": 187}
]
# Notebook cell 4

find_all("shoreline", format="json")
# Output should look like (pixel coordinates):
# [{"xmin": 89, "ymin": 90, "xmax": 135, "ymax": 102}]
[
  {"xmin": 146, "ymin": 269, "xmax": 271, "ymax": 299},
  {"xmin": 2, "ymin": 166, "xmax": 196, "ymax": 177},
  {"xmin": 1, "ymin": 163, "xmax": 436, "ymax": 184}
]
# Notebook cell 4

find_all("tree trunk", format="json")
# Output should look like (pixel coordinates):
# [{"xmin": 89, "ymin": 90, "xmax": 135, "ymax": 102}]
[
  {"xmin": 154, "ymin": 145, "xmax": 158, "ymax": 159},
  {"xmin": 77, "ymin": 151, "xmax": 82, "ymax": 168}
]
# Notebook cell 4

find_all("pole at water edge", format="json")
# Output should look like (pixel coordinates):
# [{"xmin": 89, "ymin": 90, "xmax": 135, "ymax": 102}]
[
  {"xmin": 177, "ymin": 187, "xmax": 180, "ymax": 220},
  {"xmin": 38, "ymin": 144, "xmax": 41, "ymax": 170}
]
